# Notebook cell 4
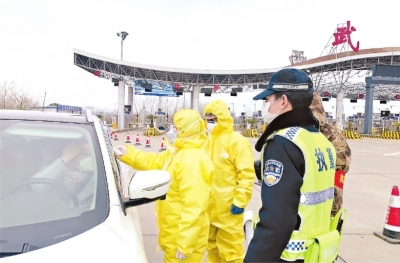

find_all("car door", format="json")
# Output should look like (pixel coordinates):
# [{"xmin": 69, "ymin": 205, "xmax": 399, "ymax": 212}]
[{"xmin": 100, "ymin": 124, "xmax": 144, "ymax": 240}]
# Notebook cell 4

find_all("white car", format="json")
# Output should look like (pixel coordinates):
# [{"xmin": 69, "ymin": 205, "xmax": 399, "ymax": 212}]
[{"xmin": 0, "ymin": 110, "xmax": 170, "ymax": 262}]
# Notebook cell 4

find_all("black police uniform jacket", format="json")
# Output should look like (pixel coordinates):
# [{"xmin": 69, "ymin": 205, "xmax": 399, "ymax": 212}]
[{"xmin": 244, "ymin": 107, "xmax": 319, "ymax": 263}]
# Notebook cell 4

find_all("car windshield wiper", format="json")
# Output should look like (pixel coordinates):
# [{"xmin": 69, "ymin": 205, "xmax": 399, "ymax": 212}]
[{"xmin": 0, "ymin": 241, "xmax": 39, "ymax": 258}]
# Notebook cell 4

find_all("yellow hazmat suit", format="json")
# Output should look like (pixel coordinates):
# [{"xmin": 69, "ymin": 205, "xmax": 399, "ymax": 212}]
[
  {"xmin": 119, "ymin": 109, "xmax": 214, "ymax": 263},
  {"xmin": 203, "ymin": 100, "xmax": 255, "ymax": 263}
]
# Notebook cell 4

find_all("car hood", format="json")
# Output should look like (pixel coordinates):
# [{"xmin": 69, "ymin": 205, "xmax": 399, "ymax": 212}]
[{"xmin": 1, "ymin": 206, "xmax": 148, "ymax": 263}]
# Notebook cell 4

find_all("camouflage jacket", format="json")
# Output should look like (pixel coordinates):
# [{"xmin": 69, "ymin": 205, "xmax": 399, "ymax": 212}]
[
  {"xmin": 310, "ymin": 93, "xmax": 352, "ymax": 216},
  {"xmin": 310, "ymin": 93, "xmax": 351, "ymax": 172}
]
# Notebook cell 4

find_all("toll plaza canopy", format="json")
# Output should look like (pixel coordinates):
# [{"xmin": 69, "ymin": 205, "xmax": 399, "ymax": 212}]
[
  {"xmin": 74, "ymin": 47, "xmax": 400, "ymax": 131},
  {"xmin": 74, "ymin": 47, "xmax": 400, "ymax": 93}
]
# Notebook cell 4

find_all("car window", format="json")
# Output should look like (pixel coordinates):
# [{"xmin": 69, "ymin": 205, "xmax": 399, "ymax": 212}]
[
  {"xmin": 101, "ymin": 124, "xmax": 125, "ymax": 198},
  {"xmin": 0, "ymin": 119, "xmax": 108, "ymax": 254}
]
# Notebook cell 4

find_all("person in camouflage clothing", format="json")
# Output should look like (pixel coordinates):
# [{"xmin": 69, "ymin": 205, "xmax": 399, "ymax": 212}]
[{"xmin": 309, "ymin": 92, "xmax": 352, "ymax": 216}]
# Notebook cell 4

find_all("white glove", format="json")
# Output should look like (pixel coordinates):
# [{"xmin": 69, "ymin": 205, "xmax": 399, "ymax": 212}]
[
  {"xmin": 176, "ymin": 250, "xmax": 186, "ymax": 260},
  {"xmin": 113, "ymin": 145, "xmax": 127, "ymax": 157}
]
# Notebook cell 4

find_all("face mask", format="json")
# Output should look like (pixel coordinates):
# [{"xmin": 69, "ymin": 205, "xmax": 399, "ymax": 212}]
[
  {"xmin": 166, "ymin": 132, "xmax": 176, "ymax": 144},
  {"xmin": 262, "ymin": 98, "xmax": 282, "ymax": 124},
  {"xmin": 207, "ymin": 122, "xmax": 217, "ymax": 133},
  {"xmin": 79, "ymin": 156, "xmax": 93, "ymax": 172},
  {"xmin": 166, "ymin": 127, "xmax": 176, "ymax": 144}
]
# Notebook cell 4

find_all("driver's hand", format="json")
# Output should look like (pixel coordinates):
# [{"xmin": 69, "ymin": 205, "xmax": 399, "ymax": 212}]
[
  {"xmin": 114, "ymin": 145, "xmax": 127, "ymax": 158},
  {"xmin": 60, "ymin": 143, "xmax": 81, "ymax": 163}
]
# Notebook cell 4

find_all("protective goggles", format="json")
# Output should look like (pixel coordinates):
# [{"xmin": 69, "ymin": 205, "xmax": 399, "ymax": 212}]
[{"xmin": 204, "ymin": 113, "xmax": 217, "ymax": 120}]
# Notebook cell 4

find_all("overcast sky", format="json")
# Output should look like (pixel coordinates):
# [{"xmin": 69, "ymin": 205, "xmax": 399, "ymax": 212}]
[{"xmin": 1, "ymin": 0, "xmax": 399, "ymax": 115}]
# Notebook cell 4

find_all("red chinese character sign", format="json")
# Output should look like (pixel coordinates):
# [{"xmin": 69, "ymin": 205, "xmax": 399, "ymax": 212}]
[{"xmin": 332, "ymin": 21, "xmax": 360, "ymax": 53}]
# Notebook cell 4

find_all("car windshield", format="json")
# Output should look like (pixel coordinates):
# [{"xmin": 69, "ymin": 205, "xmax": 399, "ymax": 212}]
[{"xmin": 0, "ymin": 119, "xmax": 108, "ymax": 254}]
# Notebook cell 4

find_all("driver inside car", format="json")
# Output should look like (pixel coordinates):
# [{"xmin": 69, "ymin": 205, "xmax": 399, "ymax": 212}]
[{"xmin": 31, "ymin": 141, "xmax": 95, "ymax": 206}]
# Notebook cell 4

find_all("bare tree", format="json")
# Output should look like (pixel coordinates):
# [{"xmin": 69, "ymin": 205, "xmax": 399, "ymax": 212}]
[
  {"xmin": 132, "ymin": 96, "xmax": 159, "ymax": 114},
  {"xmin": 130, "ymin": 92, "xmax": 202, "ymax": 124},
  {"xmin": 160, "ymin": 93, "xmax": 206, "ymax": 115},
  {"xmin": 164, "ymin": 97, "xmax": 179, "ymax": 116},
  {"xmin": 0, "ymin": 81, "xmax": 40, "ymax": 110}
]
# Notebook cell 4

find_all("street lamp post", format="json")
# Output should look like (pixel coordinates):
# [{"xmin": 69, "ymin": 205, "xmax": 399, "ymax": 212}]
[
  {"xmin": 116, "ymin": 31, "xmax": 128, "ymax": 129},
  {"xmin": 116, "ymin": 31, "xmax": 128, "ymax": 61}
]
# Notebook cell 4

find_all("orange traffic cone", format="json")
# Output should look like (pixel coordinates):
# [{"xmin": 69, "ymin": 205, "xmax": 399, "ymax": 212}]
[
  {"xmin": 134, "ymin": 134, "xmax": 141, "ymax": 145},
  {"xmin": 125, "ymin": 132, "xmax": 131, "ymax": 143},
  {"xmin": 159, "ymin": 137, "xmax": 167, "ymax": 152},
  {"xmin": 113, "ymin": 133, "xmax": 118, "ymax": 141},
  {"xmin": 145, "ymin": 136, "xmax": 151, "ymax": 148},
  {"xmin": 374, "ymin": 186, "xmax": 400, "ymax": 244}
]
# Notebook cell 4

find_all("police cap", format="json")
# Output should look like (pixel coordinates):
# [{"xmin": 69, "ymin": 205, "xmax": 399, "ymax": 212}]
[{"xmin": 253, "ymin": 68, "xmax": 313, "ymax": 101}]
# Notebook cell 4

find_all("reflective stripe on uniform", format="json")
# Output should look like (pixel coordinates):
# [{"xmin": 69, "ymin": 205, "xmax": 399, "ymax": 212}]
[
  {"xmin": 300, "ymin": 187, "xmax": 334, "ymax": 205},
  {"xmin": 285, "ymin": 240, "xmax": 307, "ymax": 252}
]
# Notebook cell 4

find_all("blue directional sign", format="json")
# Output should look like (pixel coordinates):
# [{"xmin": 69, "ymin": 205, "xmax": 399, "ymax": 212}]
[
  {"xmin": 57, "ymin": 104, "xmax": 82, "ymax": 112},
  {"xmin": 134, "ymin": 79, "xmax": 180, "ymax": 97}
]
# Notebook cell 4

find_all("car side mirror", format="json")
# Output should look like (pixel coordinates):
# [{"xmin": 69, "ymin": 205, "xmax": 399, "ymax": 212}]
[{"xmin": 123, "ymin": 170, "xmax": 171, "ymax": 208}]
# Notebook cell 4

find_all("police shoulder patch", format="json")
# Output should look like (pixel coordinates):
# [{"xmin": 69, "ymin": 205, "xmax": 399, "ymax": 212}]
[{"xmin": 263, "ymin": 159, "xmax": 284, "ymax": 186}]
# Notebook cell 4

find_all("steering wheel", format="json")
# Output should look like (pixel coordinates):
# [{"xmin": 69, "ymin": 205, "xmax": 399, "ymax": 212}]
[{"xmin": 7, "ymin": 178, "xmax": 79, "ymax": 208}]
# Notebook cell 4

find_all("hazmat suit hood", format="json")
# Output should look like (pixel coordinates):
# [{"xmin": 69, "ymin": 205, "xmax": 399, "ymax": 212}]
[
  {"xmin": 173, "ymin": 109, "xmax": 208, "ymax": 149},
  {"xmin": 203, "ymin": 100, "xmax": 234, "ymax": 135},
  {"xmin": 309, "ymin": 92, "xmax": 327, "ymax": 127}
]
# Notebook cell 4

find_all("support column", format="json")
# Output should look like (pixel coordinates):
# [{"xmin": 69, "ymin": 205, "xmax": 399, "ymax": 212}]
[
  {"xmin": 158, "ymin": 96, "xmax": 162, "ymax": 111},
  {"xmin": 364, "ymin": 77, "xmax": 374, "ymax": 134},
  {"xmin": 117, "ymin": 80, "xmax": 125, "ymax": 129},
  {"xmin": 128, "ymin": 86, "xmax": 133, "ymax": 109},
  {"xmin": 127, "ymin": 86, "xmax": 134, "ymax": 128},
  {"xmin": 190, "ymin": 89, "xmax": 193, "ymax": 109},
  {"xmin": 336, "ymin": 88, "xmax": 344, "ymax": 131},
  {"xmin": 191, "ymin": 85, "xmax": 200, "ymax": 112},
  {"xmin": 140, "ymin": 107, "xmax": 146, "ymax": 128}
]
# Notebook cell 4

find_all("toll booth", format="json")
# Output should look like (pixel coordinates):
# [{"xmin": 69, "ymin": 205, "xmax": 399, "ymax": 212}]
[
  {"xmin": 382, "ymin": 117, "xmax": 400, "ymax": 132},
  {"xmin": 252, "ymin": 111, "xmax": 262, "ymax": 118},
  {"xmin": 131, "ymin": 113, "xmax": 140, "ymax": 127},
  {"xmin": 326, "ymin": 114, "xmax": 335, "ymax": 125},
  {"xmin": 345, "ymin": 113, "xmax": 363, "ymax": 133},
  {"xmin": 123, "ymin": 113, "xmax": 133, "ymax": 128},
  {"xmin": 354, "ymin": 118, "xmax": 365, "ymax": 134},
  {"xmin": 239, "ymin": 113, "xmax": 247, "ymax": 130},
  {"xmin": 372, "ymin": 120, "xmax": 379, "ymax": 133},
  {"xmin": 155, "ymin": 111, "xmax": 167, "ymax": 131},
  {"xmin": 347, "ymin": 113, "xmax": 400, "ymax": 134},
  {"xmin": 112, "ymin": 113, "xmax": 132, "ymax": 129},
  {"xmin": 253, "ymin": 117, "xmax": 264, "ymax": 133}
]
